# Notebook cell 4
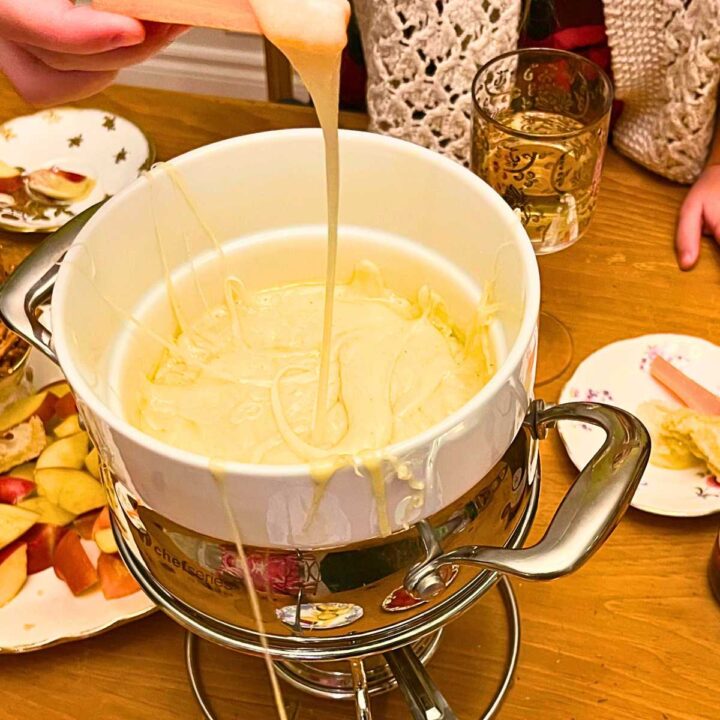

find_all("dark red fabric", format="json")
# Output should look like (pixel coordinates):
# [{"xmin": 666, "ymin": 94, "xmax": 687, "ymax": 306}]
[
  {"xmin": 338, "ymin": 1, "xmax": 621, "ymax": 124},
  {"xmin": 519, "ymin": 1, "xmax": 622, "ymax": 126}
]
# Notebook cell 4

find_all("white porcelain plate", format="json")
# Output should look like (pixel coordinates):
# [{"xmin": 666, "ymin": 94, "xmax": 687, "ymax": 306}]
[
  {"xmin": 0, "ymin": 352, "xmax": 154, "ymax": 653},
  {"xmin": 559, "ymin": 334, "xmax": 720, "ymax": 517},
  {"xmin": 0, "ymin": 108, "xmax": 152, "ymax": 232}
]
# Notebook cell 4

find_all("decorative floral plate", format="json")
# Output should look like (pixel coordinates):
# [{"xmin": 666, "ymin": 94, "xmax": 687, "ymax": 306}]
[
  {"xmin": 558, "ymin": 334, "xmax": 720, "ymax": 517},
  {"xmin": 0, "ymin": 351, "xmax": 154, "ymax": 653},
  {"xmin": 0, "ymin": 108, "xmax": 153, "ymax": 233}
]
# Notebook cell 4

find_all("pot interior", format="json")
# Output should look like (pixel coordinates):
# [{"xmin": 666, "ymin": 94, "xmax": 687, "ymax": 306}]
[{"xmin": 56, "ymin": 130, "xmax": 536, "ymax": 450}]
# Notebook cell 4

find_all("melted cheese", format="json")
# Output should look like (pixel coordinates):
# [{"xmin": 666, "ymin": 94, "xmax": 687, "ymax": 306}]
[{"xmin": 138, "ymin": 261, "xmax": 493, "ymax": 466}]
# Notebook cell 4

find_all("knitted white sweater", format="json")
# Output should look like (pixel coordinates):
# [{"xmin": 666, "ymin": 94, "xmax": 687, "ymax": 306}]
[{"xmin": 353, "ymin": 0, "xmax": 720, "ymax": 183}]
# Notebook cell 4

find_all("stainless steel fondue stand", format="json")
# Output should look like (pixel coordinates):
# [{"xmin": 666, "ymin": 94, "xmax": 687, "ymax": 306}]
[{"xmin": 1, "ymin": 204, "xmax": 650, "ymax": 720}]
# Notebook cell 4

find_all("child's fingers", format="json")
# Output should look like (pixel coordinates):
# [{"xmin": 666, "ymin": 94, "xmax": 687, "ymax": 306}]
[
  {"xmin": 0, "ymin": 0, "xmax": 145, "ymax": 55},
  {"xmin": 675, "ymin": 193, "xmax": 703, "ymax": 270},
  {"xmin": 0, "ymin": 38, "xmax": 117, "ymax": 106}
]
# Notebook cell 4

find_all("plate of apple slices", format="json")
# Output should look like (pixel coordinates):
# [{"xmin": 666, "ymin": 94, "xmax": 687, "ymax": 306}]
[
  {"xmin": 0, "ymin": 352, "xmax": 154, "ymax": 653},
  {"xmin": 0, "ymin": 107, "xmax": 153, "ymax": 233}
]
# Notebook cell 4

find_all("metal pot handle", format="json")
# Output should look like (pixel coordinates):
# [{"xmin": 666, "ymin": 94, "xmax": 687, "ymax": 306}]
[
  {"xmin": 0, "ymin": 203, "xmax": 103, "ymax": 363},
  {"xmin": 405, "ymin": 400, "xmax": 650, "ymax": 598}
]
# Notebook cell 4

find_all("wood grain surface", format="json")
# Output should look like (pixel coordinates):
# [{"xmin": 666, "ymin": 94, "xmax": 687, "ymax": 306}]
[{"xmin": 0, "ymin": 75, "xmax": 718, "ymax": 720}]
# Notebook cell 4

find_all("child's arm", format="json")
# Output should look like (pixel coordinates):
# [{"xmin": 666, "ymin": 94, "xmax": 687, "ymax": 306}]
[{"xmin": 675, "ymin": 109, "xmax": 720, "ymax": 270}]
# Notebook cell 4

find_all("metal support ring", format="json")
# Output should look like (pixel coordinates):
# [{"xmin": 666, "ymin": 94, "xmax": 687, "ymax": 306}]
[{"xmin": 183, "ymin": 576, "xmax": 521, "ymax": 720}]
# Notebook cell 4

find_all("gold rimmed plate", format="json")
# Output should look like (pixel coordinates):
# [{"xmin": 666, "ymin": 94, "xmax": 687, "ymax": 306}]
[{"xmin": 0, "ymin": 108, "xmax": 154, "ymax": 233}]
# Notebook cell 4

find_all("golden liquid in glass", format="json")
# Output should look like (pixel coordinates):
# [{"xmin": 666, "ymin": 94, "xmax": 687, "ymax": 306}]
[{"xmin": 473, "ymin": 109, "xmax": 606, "ymax": 252}]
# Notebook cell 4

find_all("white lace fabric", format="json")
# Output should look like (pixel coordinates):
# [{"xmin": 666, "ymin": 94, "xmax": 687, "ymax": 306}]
[
  {"xmin": 352, "ymin": 0, "xmax": 521, "ymax": 165},
  {"xmin": 354, "ymin": 0, "xmax": 720, "ymax": 183},
  {"xmin": 605, "ymin": 0, "xmax": 720, "ymax": 184}
]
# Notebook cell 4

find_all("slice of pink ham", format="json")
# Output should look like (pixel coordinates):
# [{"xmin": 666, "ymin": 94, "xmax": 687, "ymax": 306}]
[{"xmin": 650, "ymin": 356, "xmax": 720, "ymax": 416}]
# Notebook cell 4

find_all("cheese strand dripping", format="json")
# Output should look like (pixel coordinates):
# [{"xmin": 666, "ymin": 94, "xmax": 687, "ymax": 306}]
[{"xmin": 249, "ymin": 0, "xmax": 351, "ymax": 445}]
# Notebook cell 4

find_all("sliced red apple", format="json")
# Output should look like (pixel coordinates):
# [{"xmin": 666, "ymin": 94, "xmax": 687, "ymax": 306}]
[
  {"xmin": 0, "ymin": 543, "xmax": 27, "ymax": 607},
  {"xmin": 92, "ymin": 507, "xmax": 117, "ymax": 553},
  {"xmin": 26, "ymin": 167, "xmax": 95, "ymax": 202},
  {"xmin": 84, "ymin": 447, "xmax": 100, "ymax": 480},
  {"xmin": 39, "ymin": 381, "xmax": 71, "ymax": 398},
  {"xmin": 54, "ymin": 393, "xmax": 78, "ymax": 420},
  {"xmin": 22, "ymin": 522, "xmax": 66, "ymax": 574},
  {"xmin": 0, "ymin": 160, "xmax": 19, "ymax": 178},
  {"xmin": 0, "ymin": 160, "xmax": 22, "ymax": 194},
  {"xmin": 74, "ymin": 509, "xmax": 101, "ymax": 540},
  {"xmin": 34, "ymin": 467, "xmax": 65, "ymax": 504},
  {"xmin": 0, "ymin": 476, "xmax": 35, "ymax": 504},
  {"xmin": 36, "ymin": 468, "xmax": 105, "ymax": 515},
  {"xmin": 0, "ymin": 391, "xmax": 56, "ymax": 433},
  {"xmin": 0, "ymin": 175, "xmax": 22, "ymax": 194},
  {"xmin": 53, "ymin": 529, "xmax": 97, "ymax": 595},
  {"xmin": 97, "ymin": 552, "xmax": 140, "ymax": 599},
  {"xmin": 18, "ymin": 496, "xmax": 74, "ymax": 526},
  {"xmin": 36, "ymin": 431, "xmax": 89, "ymax": 470},
  {"xmin": 8, "ymin": 462, "xmax": 35, "ymax": 481},
  {"xmin": 54, "ymin": 414, "xmax": 81, "ymax": 438},
  {"xmin": 0, "ymin": 504, "xmax": 38, "ymax": 550}
]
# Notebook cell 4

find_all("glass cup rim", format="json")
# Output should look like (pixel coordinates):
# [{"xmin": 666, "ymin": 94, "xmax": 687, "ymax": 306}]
[{"xmin": 471, "ymin": 47, "xmax": 614, "ymax": 142}]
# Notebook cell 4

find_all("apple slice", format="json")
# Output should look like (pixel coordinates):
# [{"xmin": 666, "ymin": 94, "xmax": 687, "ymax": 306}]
[
  {"xmin": 34, "ymin": 467, "xmax": 66, "ymax": 504},
  {"xmin": 84, "ymin": 447, "xmax": 100, "ymax": 479},
  {"xmin": 0, "ymin": 391, "xmax": 57, "ymax": 433},
  {"xmin": 54, "ymin": 414, "xmax": 81, "ymax": 438},
  {"xmin": 92, "ymin": 507, "xmax": 117, "ymax": 553},
  {"xmin": 36, "ymin": 432, "xmax": 89, "ymax": 470},
  {"xmin": 0, "ymin": 160, "xmax": 22, "ymax": 194},
  {"xmin": 54, "ymin": 393, "xmax": 78, "ymax": 420},
  {"xmin": 0, "ymin": 476, "xmax": 35, "ymax": 504},
  {"xmin": 74, "ymin": 510, "xmax": 101, "ymax": 540},
  {"xmin": 8, "ymin": 462, "xmax": 35, "ymax": 481},
  {"xmin": 39, "ymin": 381, "xmax": 71, "ymax": 398},
  {"xmin": 58, "ymin": 471, "xmax": 105, "ymax": 515},
  {"xmin": 0, "ymin": 160, "xmax": 20, "ymax": 178},
  {"xmin": 0, "ymin": 543, "xmax": 27, "ymax": 607},
  {"xmin": 0, "ymin": 504, "xmax": 38, "ymax": 550},
  {"xmin": 53, "ymin": 529, "xmax": 97, "ymax": 595},
  {"xmin": 18, "ymin": 497, "xmax": 74, "ymax": 526},
  {"xmin": 26, "ymin": 168, "xmax": 95, "ymax": 202},
  {"xmin": 97, "ymin": 552, "xmax": 140, "ymax": 599},
  {"xmin": 0, "ymin": 175, "xmax": 22, "ymax": 194},
  {"xmin": 36, "ymin": 468, "xmax": 105, "ymax": 515},
  {"xmin": 22, "ymin": 523, "xmax": 66, "ymax": 574}
]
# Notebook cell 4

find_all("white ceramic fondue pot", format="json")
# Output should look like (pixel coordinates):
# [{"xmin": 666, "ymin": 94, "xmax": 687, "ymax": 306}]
[
  {"xmin": 3, "ymin": 130, "xmax": 544, "ymax": 548},
  {"xmin": 0, "ymin": 131, "xmax": 649, "ymax": 718}
]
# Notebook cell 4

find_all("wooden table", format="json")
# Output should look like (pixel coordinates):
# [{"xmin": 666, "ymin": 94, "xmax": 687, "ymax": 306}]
[{"xmin": 0, "ymin": 76, "xmax": 718, "ymax": 720}]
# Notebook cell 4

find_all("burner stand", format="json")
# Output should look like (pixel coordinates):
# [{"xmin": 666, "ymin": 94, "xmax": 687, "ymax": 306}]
[{"xmin": 184, "ymin": 576, "xmax": 520, "ymax": 720}]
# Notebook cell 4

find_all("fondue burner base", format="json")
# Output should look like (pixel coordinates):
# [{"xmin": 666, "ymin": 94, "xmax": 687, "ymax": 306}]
[
  {"xmin": 273, "ymin": 630, "xmax": 443, "ymax": 699},
  {"xmin": 183, "ymin": 577, "xmax": 520, "ymax": 720}
]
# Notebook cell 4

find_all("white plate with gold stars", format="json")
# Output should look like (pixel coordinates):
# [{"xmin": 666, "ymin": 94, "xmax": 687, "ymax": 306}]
[{"xmin": 0, "ymin": 108, "xmax": 153, "ymax": 233}]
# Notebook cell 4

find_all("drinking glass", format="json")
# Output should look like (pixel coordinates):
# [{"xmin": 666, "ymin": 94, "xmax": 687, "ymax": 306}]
[
  {"xmin": 471, "ymin": 48, "xmax": 613, "ymax": 254},
  {"xmin": 472, "ymin": 49, "xmax": 612, "ymax": 385}
]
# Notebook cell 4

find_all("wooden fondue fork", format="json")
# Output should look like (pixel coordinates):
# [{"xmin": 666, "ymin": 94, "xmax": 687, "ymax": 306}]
[{"xmin": 91, "ymin": 0, "xmax": 261, "ymax": 32}]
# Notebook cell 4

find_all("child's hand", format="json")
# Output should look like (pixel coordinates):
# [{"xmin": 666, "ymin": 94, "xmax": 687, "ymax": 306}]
[
  {"xmin": 675, "ymin": 164, "xmax": 720, "ymax": 270},
  {"xmin": 0, "ymin": 0, "xmax": 185, "ymax": 106}
]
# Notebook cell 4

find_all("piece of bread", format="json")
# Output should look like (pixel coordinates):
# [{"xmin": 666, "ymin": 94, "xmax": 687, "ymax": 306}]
[{"xmin": 0, "ymin": 417, "xmax": 47, "ymax": 474}]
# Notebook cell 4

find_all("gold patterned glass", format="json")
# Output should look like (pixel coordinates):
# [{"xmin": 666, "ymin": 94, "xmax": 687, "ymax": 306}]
[{"xmin": 472, "ymin": 48, "xmax": 613, "ymax": 254}]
